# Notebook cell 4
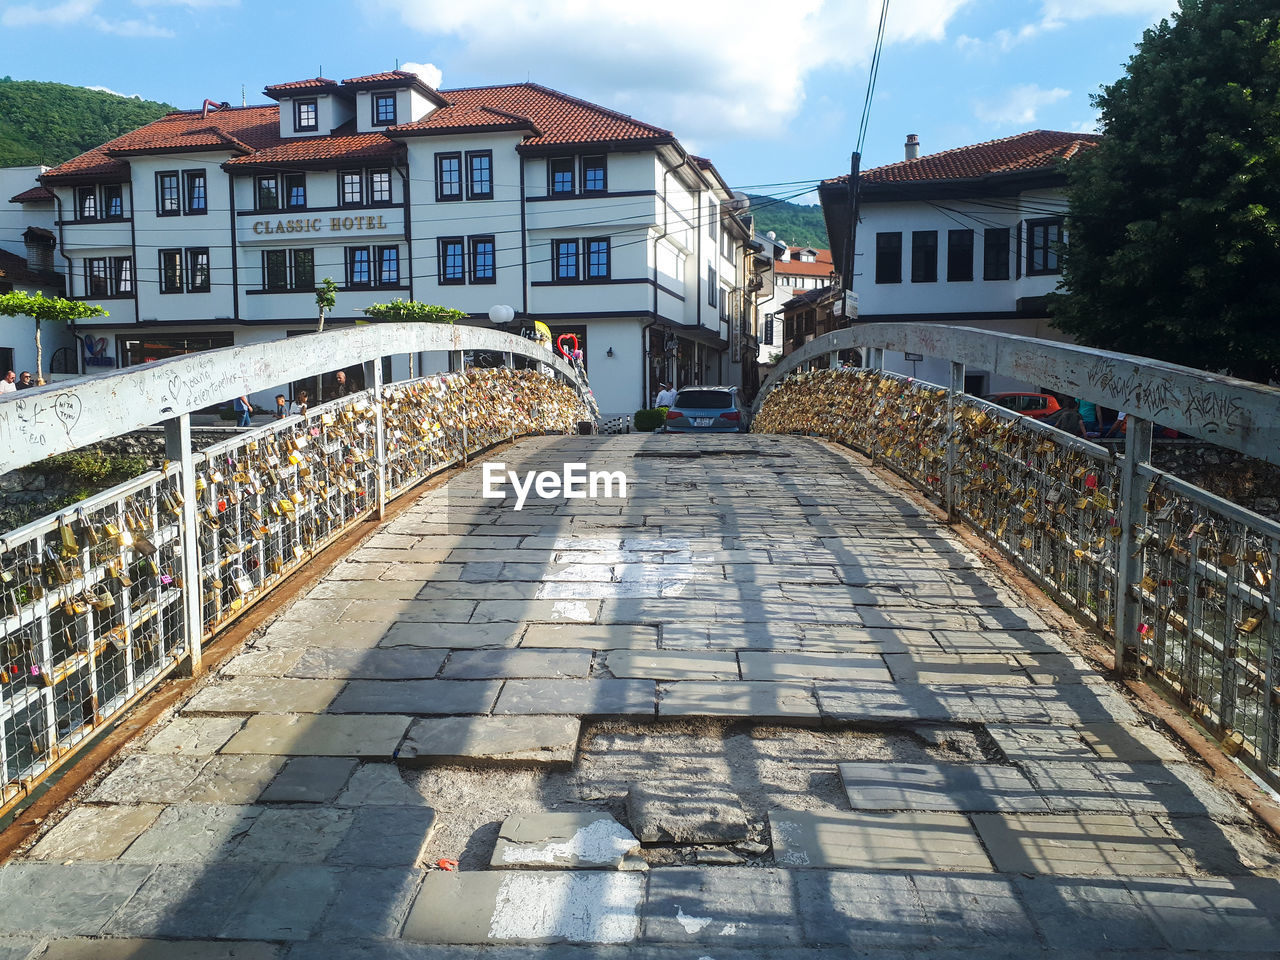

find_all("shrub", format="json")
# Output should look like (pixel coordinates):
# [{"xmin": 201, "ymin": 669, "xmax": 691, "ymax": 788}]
[{"xmin": 634, "ymin": 408, "xmax": 667, "ymax": 432}]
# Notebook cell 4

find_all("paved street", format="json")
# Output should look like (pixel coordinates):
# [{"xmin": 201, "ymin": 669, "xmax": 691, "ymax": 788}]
[{"xmin": 2, "ymin": 433, "xmax": 1279, "ymax": 958}]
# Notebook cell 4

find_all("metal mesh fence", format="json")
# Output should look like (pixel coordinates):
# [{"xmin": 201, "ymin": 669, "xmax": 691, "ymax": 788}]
[
  {"xmin": 1, "ymin": 365, "xmax": 587, "ymax": 808},
  {"xmin": 755, "ymin": 366, "xmax": 1280, "ymax": 786}
]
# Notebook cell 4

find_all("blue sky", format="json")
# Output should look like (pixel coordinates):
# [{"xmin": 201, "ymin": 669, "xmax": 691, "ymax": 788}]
[{"xmin": 1, "ymin": 0, "xmax": 1178, "ymax": 205}]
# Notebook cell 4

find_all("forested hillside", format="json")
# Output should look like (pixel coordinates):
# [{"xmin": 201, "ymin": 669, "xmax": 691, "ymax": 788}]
[
  {"xmin": 745, "ymin": 193, "xmax": 829, "ymax": 249},
  {"xmin": 0, "ymin": 78, "xmax": 174, "ymax": 166}
]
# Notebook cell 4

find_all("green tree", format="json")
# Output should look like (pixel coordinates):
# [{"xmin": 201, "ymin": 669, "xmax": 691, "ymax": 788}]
[
  {"xmin": 0, "ymin": 291, "xmax": 107, "ymax": 384},
  {"xmin": 315, "ymin": 277, "xmax": 337, "ymax": 333},
  {"xmin": 1050, "ymin": 1, "xmax": 1280, "ymax": 382},
  {"xmin": 361, "ymin": 299, "xmax": 466, "ymax": 324}
]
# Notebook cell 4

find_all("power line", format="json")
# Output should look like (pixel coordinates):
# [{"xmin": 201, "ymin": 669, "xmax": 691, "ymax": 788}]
[{"xmin": 856, "ymin": 0, "xmax": 892, "ymax": 156}]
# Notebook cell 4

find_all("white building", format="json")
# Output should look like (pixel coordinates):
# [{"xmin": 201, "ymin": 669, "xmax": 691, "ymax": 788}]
[
  {"xmin": 755, "ymin": 244, "xmax": 836, "ymax": 359},
  {"xmin": 1, "ymin": 166, "xmax": 73, "ymax": 381},
  {"xmin": 818, "ymin": 130, "xmax": 1100, "ymax": 394},
  {"xmin": 34, "ymin": 71, "xmax": 755, "ymax": 416}
]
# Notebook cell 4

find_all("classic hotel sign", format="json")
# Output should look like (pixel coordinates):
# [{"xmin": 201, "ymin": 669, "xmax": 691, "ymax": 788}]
[{"xmin": 250, "ymin": 214, "xmax": 392, "ymax": 236}]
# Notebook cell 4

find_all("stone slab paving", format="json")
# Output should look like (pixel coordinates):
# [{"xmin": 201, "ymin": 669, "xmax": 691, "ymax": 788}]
[{"xmin": 3, "ymin": 434, "xmax": 1278, "ymax": 957}]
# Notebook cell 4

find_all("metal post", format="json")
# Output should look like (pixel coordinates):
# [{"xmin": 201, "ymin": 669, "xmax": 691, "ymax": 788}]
[
  {"xmin": 829, "ymin": 351, "xmax": 840, "ymax": 370},
  {"xmin": 1114, "ymin": 416, "xmax": 1154, "ymax": 675},
  {"xmin": 372, "ymin": 359, "xmax": 388, "ymax": 520},
  {"xmin": 870, "ymin": 347, "xmax": 884, "ymax": 370},
  {"xmin": 450, "ymin": 350, "xmax": 464, "ymax": 373},
  {"xmin": 164, "ymin": 414, "xmax": 203, "ymax": 676},
  {"xmin": 944, "ymin": 360, "xmax": 965, "ymax": 522}
]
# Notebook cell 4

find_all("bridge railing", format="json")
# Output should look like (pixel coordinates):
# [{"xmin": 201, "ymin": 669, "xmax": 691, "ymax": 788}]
[
  {"xmin": 754, "ymin": 324, "xmax": 1280, "ymax": 788},
  {"xmin": 0, "ymin": 325, "xmax": 590, "ymax": 815}
]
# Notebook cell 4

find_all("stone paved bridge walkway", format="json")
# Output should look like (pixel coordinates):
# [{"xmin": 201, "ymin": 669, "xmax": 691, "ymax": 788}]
[{"xmin": 2, "ymin": 434, "xmax": 1279, "ymax": 959}]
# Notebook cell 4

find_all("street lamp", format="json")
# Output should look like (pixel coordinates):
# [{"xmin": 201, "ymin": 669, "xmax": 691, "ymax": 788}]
[{"xmin": 488, "ymin": 304, "xmax": 515, "ymax": 325}]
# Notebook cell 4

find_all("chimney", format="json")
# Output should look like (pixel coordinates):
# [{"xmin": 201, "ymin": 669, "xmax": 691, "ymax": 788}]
[{"xmin": 905, "ymin": 133, "xmax": 920, "ymax": 161}]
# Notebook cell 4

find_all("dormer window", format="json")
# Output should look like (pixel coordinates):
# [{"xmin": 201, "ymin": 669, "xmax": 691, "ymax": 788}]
[
  {"xmin": 550, "ymin": 158, "xmax": 574, "ymax": 195},
  {"xmin": 77, "ymin": 187, "xmax": 98, "ymax": 220},
  {"xmin": 257, "ymin": 176, "xmax": 279, "ymax": 211},
  {"xmin": 294, "ymin": 99, "xmax": 318, "ymax": 133},
  {"xmin": 373, "ymin": 93, "xmax": 396, "ymax": 126}
]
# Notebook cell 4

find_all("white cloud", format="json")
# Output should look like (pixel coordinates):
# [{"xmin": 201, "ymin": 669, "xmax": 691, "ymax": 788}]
[
  {"xmin": 379, "ymin": 0, "xmax": 974, "ymax": 140},
  {"xmin": 974, "ymin": 83, "xmax": 1070, "ymax": 125},
  {"xmin": 399, "ymin": 61, "xmax": 443, "ymax": 90},
  {"xmin": 86, "ymin": 84, "xmax": 143, "ymax": 98},
  {"xmin": 958, "ymin": 0, "xmax": 1175, "ymax": 55},
  {"xmin": 132, "ymin": 0, "xmax": 238, "ymax": 5},
  {"xmin": 2, "ymin": 0, "xmax": 173, "ymax": 35}
]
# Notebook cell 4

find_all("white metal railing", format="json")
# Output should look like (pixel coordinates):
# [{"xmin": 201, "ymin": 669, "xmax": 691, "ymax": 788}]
[
  {"xmin": 755, "ymin": 325, "xmax": 1280, "ymax": 788},
  {"xmin": 1, "ymin": 326, "xmax": 590, "ymax": 814}
]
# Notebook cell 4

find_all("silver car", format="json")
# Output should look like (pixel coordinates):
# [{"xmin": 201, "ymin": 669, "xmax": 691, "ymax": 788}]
[{"xmin": 663, "ymin": 386, "xmax": 744, "ymax": 433}]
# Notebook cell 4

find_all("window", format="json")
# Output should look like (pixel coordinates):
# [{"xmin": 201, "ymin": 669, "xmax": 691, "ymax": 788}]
[
  {"xmin": 113, "ymin": 256, "xmax": 133, "ymax": 294},
  {"xmin": 911, "ymin": 230, "xmax": 938, "ymax": 283},
  {"xmin": 554, "ymin": 239, "xmax": 579, "ymax": 281},
  {"xmin": 550, "ymin": 158, "xmax": 574, "ymax": 195},
  {"xmin": 376, "ymin": 245, "xmax": 399, "ymax": 285},
  {"xmin": 373, "ymin": 93, "xmax": 397, "ymax": 126},
  {"xmin": 1026, "ymin": 217, "xmax": 1063, "ymax": 275},
  {"xmin": 707, "ymin": 200, "xmax": 717, "ymax": 239},
  {"xmin": 983, "ymin": 227, "xmax": 1010, "ymax": 281},
  {"xmin": 118, "ymin": 332, "xmax": 232, "ymax": 367},
  {"xmin": 466, "ymin": 151, "xmax": 493, "ymax": 200},
  {"xmin": 103, "ymin": 184, "xmax": 123, "ymax": 218},
  {"xmin": 286, "ymin": 174, "xmax": 306, "ymax": 209},
  {"xmin": 157, "ymin": 172, "xmax": 180, "ymax": 216},
  {"xmin": 187, "ymin": 248, "xmax": 210, "ymax": 292},
  {"xmin": 582, "ymin": 155, "xmax": 606, "ymax": 193},
  {"xmin": 438, "ymin": 237, "xmax": 465, "ymax": 284},
  {"xmin": 77, "ymin": 187, "xmax": 98, "ymax": 220},
  {"xmin": 294, "ymin": 98, "xmax": 317, "ymax": 132},
  {"xmin": 947, "ymin": 229, "xmax": 973, "ymax": 282},
  {"xmin": 347, "ymin": 246, "xmax": 371, "ymax": 286},
  {"xmin": 256, "ymin": 176, "xmax": 279, "ymax": 211},
  {"xmin": 435, "ymin": 152, "xmax": 461, "ymax": 201},
  {"xmin": 159, "ymin": 249, "xmax": 182, "ymax": 293},
  {"xmin": 340, "ymin": 171, "xmax": 363, "ymax": 206},
  {"xmin": 184, "ymin": 170, "xmax": 206, "ymax": 215},
  {"xmin": 86, "ymin": 258, "xmax": 109, "ymax": 296},
  {"xmin": 470, "ymin": 236, "xmax": 495, "ymax": 283},
  {"xmin": 263, "ymin": 249, "xmax": 313, "ymax": 292},
  {"xmin": 708, "ymin": 266, "xmax": 717, "ymax": 307},
  {"xmin": 368, "ymin": 169, "xmax": 392, "ymax": 205},
  {"xmin": 587, "ymin": 238, "xmax": 610, "ymax": 279}
]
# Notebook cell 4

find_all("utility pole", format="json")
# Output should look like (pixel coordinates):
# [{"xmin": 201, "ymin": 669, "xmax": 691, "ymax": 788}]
[{"xmin": 844, "ymin": 151, "xmax": 860, "ymax": 293}]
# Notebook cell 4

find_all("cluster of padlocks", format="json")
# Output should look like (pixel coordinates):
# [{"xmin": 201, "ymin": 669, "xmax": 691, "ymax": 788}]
[
  {"xmin": 756, "ymin": 367, "xmax": 1279, "ymax": 770},
  {"xmin": 0, "ymin": 365, "xmax": 588, "ymax": 803}
]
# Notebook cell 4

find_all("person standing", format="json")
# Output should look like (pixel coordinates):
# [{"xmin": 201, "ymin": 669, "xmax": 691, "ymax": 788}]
[
  {"xmin": 275, "ymin": 394, "xmax": 288, "ymax": 419},
  {"xmin": 330, "ymin": 370, "xmax": 350, "ymax": 401},
  {"xmin": 0, "ymin": 371, "xmax": 16, "ymax": 394},
  {"xmin": 16, "ymin": 371, "xmax": 34, "ymax": 390},
  {"xmin": 233, "ymin": 395, "xmax": 252, "ymax": 428},
  {"xmin": 296, "ymin": 390, "xmax": 309, "ymax": 416},
  {"xmin": 655, "ymin": 381, "xmax": 677, "ymax": 407},
  {"xmin": 1051, "ymin": 398, "xmax": 1087, "ymax": 437},
  {"xmin": 1076, "ymin": 397, "xmax": 1098, "ymax": 434}
]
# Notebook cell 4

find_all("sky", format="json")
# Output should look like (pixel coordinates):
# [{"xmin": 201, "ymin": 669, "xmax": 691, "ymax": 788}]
[{"xmin": 1, "ymin": 0, "xmax": 1180, "ymax": 206}]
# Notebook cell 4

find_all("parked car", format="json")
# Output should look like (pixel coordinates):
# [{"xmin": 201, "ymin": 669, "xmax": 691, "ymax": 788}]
[
  {"xmin": 983, "ymin": 392, "xmax": 1061, "ymax": 420},
  {"xmin": 663, "ymin": 386, "xmax": 744, "ymax": 433}
]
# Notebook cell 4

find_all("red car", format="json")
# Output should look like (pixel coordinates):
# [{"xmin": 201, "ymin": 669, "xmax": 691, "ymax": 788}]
[{"xmin": 983, "ymin": 392, "xmax": 1061, "ymax": 420}]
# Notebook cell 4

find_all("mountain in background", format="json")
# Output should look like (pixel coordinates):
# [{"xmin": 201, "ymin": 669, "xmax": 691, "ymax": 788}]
[
  {"xmin": 745, "ymin": 193, "xmax": 829, "ymax": 249},
  {"xmin": 0, "ymin": 78, "xmax": 174, "ymax": 167}
]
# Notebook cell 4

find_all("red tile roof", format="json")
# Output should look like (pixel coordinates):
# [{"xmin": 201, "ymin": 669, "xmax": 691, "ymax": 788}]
[
  {"xmin": 827, "ymin": 130, "xmax": 1101, "ymax": 185},
  {"xmin": 264, "ymin": 77, "xmax": 340, "ymax": 95},
  {"xmin": 41, "ymin": 80, "xmax": 698, "ymax": 183},
  {"xmin": 42, "ymin": 105, "xmax": 279, "ymax": 182},
  {"xmin": 343, "ymin": 70, "xmax": 418, "ymax": 85},
  {"xmin": 777, "ymin": 247, "xmax": 834, "ymax": 278},
  {"xmin": 392, "ymin": 82, "xmax": 672, "ymax": 150},
  {"xmin": 224, "ymin": 126, "xmax": 403, "ymax": 169},
  {"xmin": 9, "ymin": 185, "xmax": 54, "ymax": 203}
]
